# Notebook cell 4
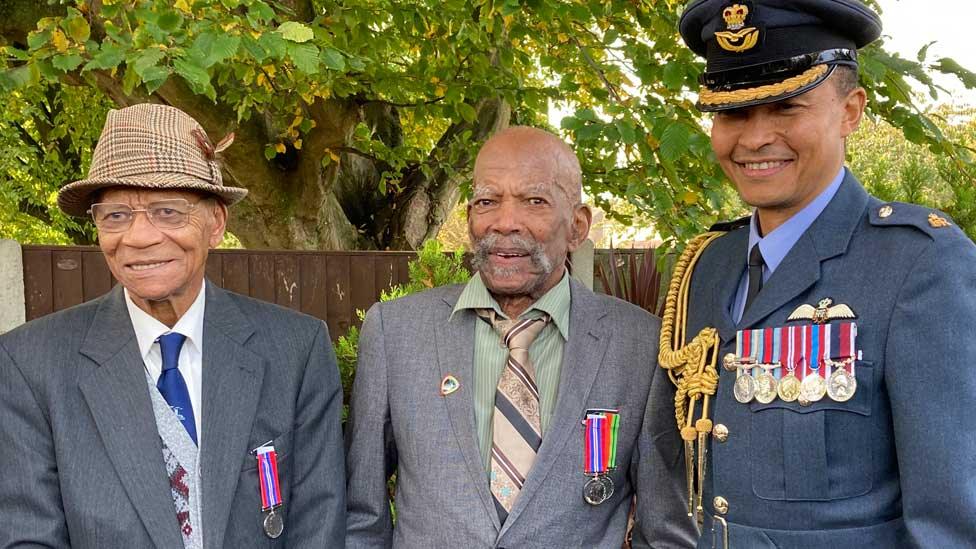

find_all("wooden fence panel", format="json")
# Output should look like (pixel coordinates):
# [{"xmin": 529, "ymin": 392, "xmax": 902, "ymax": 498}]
[
  {"xmin": 299, "ymin": 254, "xmax": 329, "ymax": 321},
  {"xmin": 274, "ymin": 254, "xmax": 301, "ymax": 311},
  {"xmin": 23, "ymin": 248, "xmax": 53, "ymax": 320},
  {"xmin": 205, "ymin": 253, "xmax": 222, "ymax": 287},
  {"xmin": 373, "ymin": 255, "xmax": 397, "ymax": 300},
  {"xmin": 52, "ymin": 250, "xmax": 84, "ymax": 311},
  {"xmin": 220, "ymin": 253, "xmax": 249, "ymax": 295},
  {"xmin": 82, "ymin": 250, "xmax": 113, "ymax": 301},
  {"xmin": 325, "ymin": 254, "xmax": 352, "ymax": 339},
  {"xmin": 248, "ymin": 254, "xmax": 275, "ymax": 303}
]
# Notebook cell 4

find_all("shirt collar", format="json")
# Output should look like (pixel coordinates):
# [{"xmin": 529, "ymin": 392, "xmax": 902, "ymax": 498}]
[
  {"xmin": 124, "ymin": 279, "xmax": 207, "ymax": 359},
  {"xmin": 748, "ymin": 166, "xmax": 846, "ymax": 276},
  {"xmin": 452, "ymin": 271, "xmax": 571, "ymax": 340}
]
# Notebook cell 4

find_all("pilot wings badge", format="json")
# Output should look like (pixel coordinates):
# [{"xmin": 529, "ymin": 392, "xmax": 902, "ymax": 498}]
[{"xmin": 787, "ymin": 298, "xmax": 856, "ymax": 324}]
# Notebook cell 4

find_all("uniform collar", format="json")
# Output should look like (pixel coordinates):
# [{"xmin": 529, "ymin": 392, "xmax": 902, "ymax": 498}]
[
  {"xmin": 748, "ymin": 166, "xmax": 846, "ymax": 277},
  {"xmin": 452, "ymin": 271, "xmax": 571, "ymax": 340},
  {"xmin": 124, "ymin": 279, "xmax": 207, "ymax": 360}
]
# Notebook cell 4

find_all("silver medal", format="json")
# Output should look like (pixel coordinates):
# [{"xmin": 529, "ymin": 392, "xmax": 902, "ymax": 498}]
[
  {"xmin": 583, "ymin": 475, "xmax": 614, "ymax": 506},
  {"xmin": 733, "ymin": 371, "xmax": 756, "ymax": 403},
  {"xmin": 263, "ymin": 509, "xmax": 284, "ymax": 539},
  {"xmin": 827, "ymin": 367, "xmax": 857, "ymax": 402}
]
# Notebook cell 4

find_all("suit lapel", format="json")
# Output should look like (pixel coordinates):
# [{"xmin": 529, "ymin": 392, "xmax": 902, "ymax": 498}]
[
  {"xmin": 199, "ymin": 284, "xmax": 266, "ymax": 549},
  {"xmin": 499, "ymin": 279, "xmax": 610, "ymax": 536},
  {"xmin": 710, "ymin": 229, "xmax": 748, "ymax": 344},
  {"xmin": 78, "ymin": 286, "xmax": 186, "ymax": 549},
  {"xmin": 434, "ymin": 289, "xmax": 501, "ymax": 531},
  {"xmin": 739, "ymin": 172, "xmax": 869, "ymax": 329}
]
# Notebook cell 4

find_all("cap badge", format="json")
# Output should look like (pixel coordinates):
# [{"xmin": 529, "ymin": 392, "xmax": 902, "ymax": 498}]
[
  {"xmin": 715, "ymin": 3, "xmax": 759, "ymax": 53},
  {"xmin": 787, "ymin": 298, "xmax": 856, "ymax": 324},
  {"xmin": 928, "ymin": 213, "xmax": 951, "ymax": 228}
]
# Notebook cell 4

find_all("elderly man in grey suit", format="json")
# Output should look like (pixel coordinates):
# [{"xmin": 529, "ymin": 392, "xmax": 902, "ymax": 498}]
[
  {"xmin": 0, "ymin": 104, "xmax": 345, "ymax": 548},
  {"xmin": 345, "ymin": 126, "xmax": 696, "ymax": 548}
]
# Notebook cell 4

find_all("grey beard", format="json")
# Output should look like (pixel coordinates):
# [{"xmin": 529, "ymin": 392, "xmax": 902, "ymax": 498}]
[{"xmin": 471, "ymin": 233, "xmax": 554, "ymax": 281}]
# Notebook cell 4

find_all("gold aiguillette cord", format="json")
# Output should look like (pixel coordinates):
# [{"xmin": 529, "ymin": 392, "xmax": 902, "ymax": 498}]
[{"xmin": 658, "ymin": 232, "xmax": 723, "ymax": 524}]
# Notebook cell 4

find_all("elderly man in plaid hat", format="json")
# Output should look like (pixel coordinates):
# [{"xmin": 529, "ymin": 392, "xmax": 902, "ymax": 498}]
[{"xmin": 0, "ymin": 104, "xmax": 346, "ymax": 548}]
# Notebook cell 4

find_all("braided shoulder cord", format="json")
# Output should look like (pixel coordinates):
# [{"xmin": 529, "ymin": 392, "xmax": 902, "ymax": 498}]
[{"xmin": 657, "ymin": 231, "xmax": 725, "ymax": 521}]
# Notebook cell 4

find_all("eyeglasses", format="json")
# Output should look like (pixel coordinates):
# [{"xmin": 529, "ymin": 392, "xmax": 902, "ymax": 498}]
[{"xmin": 88, "ymin": 199, "xmax": 201, "ymax": 233}]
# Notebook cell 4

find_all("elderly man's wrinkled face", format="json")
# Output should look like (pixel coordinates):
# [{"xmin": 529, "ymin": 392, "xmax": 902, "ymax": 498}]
[
  {"xmin": 96, "ymin": 188, "xmax": 226, "ymax": 318},
  {"xmin": 468, "ymin": 137, "xmax": 590, "ymax": 300}
]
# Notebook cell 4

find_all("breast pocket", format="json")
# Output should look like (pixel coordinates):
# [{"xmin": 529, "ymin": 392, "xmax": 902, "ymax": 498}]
[
  {"xmin": 749, "ymin": 361, "xmax": 876, "ymax": 501},
  {"xmin": 241, "ymin": 430, "xmax": 293, "ymax": 473}
]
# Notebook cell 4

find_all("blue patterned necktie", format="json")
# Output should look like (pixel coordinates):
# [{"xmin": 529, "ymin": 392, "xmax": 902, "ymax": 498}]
[{"xmin": 157, "ymin": 332, "xmax": 197, "ymax": 445}]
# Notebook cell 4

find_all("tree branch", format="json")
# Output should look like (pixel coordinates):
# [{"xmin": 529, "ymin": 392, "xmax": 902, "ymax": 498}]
[
  {"xmin": 361, "ymin": 96, "xmax": 446, "ymax": 108},
  {"xmin": 569, "ymin": 33, "xmax": 624, "ymax": 105},
  {"xmin": 17, "ymin": 198, "xmax": 95, "ymax": 245}
]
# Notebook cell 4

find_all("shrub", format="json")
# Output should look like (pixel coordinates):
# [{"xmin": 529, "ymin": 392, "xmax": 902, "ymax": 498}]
[{"xmin": 335, "ymin": 240, "xmax": 471, "ymax": 418}]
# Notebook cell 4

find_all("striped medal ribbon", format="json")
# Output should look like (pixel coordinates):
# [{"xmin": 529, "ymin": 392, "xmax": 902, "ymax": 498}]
[
  {"xmin": 255, "ymin": 445, "xmax": 284, "ymax": 539},
  {"xmin": 582, "ymin": 409, "xmax": 620, "ymax": 505}
]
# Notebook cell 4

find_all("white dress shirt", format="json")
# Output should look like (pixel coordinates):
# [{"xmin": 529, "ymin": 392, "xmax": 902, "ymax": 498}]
[{"xmin": 124, "ymin": 280, "xmax": 206, "ymax": 444}]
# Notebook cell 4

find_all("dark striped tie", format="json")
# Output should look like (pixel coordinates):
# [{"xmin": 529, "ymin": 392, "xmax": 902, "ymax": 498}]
[{"xmin": 477, "ymin": 310, "xmax": 550, "ymax": 522}]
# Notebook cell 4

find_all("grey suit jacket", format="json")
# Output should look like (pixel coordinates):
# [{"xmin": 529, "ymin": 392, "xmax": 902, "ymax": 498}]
[
  {"xmin": 0, "ymin": 283, "xmax": 345, "ymax": 548},
  {"xmin": 345, "ymin": 277, "xmax": 696, "ymax": 548}
]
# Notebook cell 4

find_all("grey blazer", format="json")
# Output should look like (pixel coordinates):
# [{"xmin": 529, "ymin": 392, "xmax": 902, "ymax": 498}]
[
  {"xmin": 0, "ymin": 283, "xmax": 346, "ymax": 548},
  {"xmin": 345, "ymin": 278, "xmax": 696, "ymax": 548}
]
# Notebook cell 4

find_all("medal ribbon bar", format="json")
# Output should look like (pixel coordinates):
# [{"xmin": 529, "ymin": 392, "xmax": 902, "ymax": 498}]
[
  {"xmin": 584, "ymin": 410, "xmax": 620, "ymax": 474},
  {"xmin": 256, "ymin": 446, "xmax": 282, "ymax": 511}
]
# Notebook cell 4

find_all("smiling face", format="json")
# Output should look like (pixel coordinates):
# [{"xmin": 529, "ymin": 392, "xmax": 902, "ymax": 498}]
[
  {"xmin": 468, "ymin": 127, "xmax": 591, "ymax": 308},
  {"xmin": 710, "ymin": 72, "xmax": 866, "ymax": 233},
  {"xmin": 96, "ymin": 187, "xmax": 226, "ymax": 323}
]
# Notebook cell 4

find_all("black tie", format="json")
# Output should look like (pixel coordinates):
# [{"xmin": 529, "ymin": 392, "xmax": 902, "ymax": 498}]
[{"xmin": 744, "ymin": 244, "xmax": 765, "ymax": 313}]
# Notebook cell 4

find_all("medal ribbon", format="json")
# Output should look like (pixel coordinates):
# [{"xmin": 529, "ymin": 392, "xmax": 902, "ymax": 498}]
[
  {"xmin": 256, "ymin": 446, "xmax": 282, "ymax": 511},
  {"xmin": 836, "ymin": 321, "xmax": 857, "ymax": 374},
  {"xmin": 785, "ymin": 325, "xmax": 795, "ymax": 374},
  {"xmin": 807, "ymin": 324, "xmax": 820, "ymax": 377},
  {"xmin": 584, "ymin": 410, "xmax": 620, "ymax": 474}
]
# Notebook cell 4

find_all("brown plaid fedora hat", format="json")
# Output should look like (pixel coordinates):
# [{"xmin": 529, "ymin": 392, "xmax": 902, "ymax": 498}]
[{"xmin": 57, "ymin": 103, "xmax": 247, "ymax": 217}]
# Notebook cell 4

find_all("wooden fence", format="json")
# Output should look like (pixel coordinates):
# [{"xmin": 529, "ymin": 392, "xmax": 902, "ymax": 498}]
[{"xmin": 21, "ymin": 245, "xmax": 650, "ymax": 340}]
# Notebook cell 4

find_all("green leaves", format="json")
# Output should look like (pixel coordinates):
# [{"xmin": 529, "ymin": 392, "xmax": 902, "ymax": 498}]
[
  {"xmin": 84, "ymin": 42, "xmax": 126, "ymax": 71},
  {"xmin": 192, "ymin": 32, "xmax": 241, "ymax": 68},
  {"xmin": 173, "ymin": 56, "xmax": 215, "ymax": 100},
  {"xmin": 52, "ymin": 54, "xmax": 84, "ymax": 72},
  {"xmin": 658, "ymin": 122, "xmax": 691, "ymax": 163},
  {"xmin": 456, "ymin": 102, "xmax": 477, "ymax": 123},
  {"xmin": 62, "ymin": 9, "xmax": 91, "ymax": 43},
  {"xmin": 278, "ymin": 22, "xmax": 313, "ymax": 43},
  {"xmin": 935, "ymin": 57, "xmax": 976, "ymax": 89},
  {"xmin": 321, "ymin": 48, "xmax": 346, "ymax": 72},
  {"xmin": 287, "ymin": 42, "xmax": 319, "ymax": 74}
]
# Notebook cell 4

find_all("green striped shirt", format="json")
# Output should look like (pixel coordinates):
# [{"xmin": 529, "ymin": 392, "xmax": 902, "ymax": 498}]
[{"xmin": 451, "ymin": 271, "xmax": 571, "ymax": 470}]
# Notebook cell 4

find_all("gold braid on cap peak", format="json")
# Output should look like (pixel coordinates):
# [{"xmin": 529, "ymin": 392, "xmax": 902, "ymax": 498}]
[
  {"xmin": 658, "ymin": 231, "xmax": 724, "ymax": 523},
  {"xmin": 699, "ymin": 64, "xmax": 829, "ymax": 107}
]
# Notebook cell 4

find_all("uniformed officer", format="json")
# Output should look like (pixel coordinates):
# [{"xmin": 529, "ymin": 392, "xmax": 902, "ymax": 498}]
[{"xmin": 657, "ymin": 1, "xmax": 976, "ymax": 547}]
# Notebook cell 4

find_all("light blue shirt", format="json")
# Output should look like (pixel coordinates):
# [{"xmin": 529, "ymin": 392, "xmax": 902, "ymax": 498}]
[{"xmin": 732, "ymin": 167, "xmax": 846, "ymax": 322}]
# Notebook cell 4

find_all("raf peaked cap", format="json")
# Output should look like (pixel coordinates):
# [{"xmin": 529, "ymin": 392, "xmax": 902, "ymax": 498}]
[{"xmin": 679, "ymin": 0, "xmax": 882, "ymax": 111}]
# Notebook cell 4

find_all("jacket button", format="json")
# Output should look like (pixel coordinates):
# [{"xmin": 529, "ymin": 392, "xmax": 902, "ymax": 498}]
[
  {"xmin": 713, "ymin": 496, "xmax": 729, "ymax": 515},
  {"xmin": 713, "ymin": 424, "xmax": 729, "ymax": 442}
]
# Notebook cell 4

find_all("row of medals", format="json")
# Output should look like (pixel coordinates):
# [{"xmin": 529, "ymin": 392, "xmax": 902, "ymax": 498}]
[{"xmin": 723, "ymin": 353, "xmax": 857, "ymax": 406}]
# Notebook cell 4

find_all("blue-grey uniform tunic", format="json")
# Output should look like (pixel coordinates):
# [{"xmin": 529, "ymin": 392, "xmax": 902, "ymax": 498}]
[{"xmin": 679, "ymin": 170, "xmax": 976, "ymax": 548}]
